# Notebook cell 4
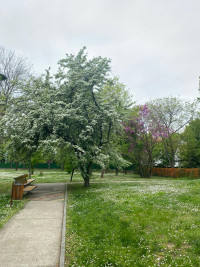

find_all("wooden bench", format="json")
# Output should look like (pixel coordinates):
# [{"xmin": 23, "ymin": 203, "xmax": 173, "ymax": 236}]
[{"xmin": 11, "ymin": 174, "xmax": 36, "ymax": 201}]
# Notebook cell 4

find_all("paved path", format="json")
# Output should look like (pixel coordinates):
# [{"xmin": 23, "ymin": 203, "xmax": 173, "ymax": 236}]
[{"xmin": 0, "ymin": 183, "xmax": 66, "ymax": 267}]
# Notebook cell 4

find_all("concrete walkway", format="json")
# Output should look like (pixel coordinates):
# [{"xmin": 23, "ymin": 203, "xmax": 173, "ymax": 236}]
[{"xmin": 0, "ymin": 183, "xmax": 66, "ymax": 267}]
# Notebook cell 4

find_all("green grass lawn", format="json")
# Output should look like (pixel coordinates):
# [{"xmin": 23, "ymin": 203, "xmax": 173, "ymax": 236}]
[
  {"xmin": 66, "ymin": 178, "xmax": 200, "ymax": 266},
  {"xmin": 0, "ymin": 168, "xmax": 142, "ymax": 183},
  {"xmin": 0, "ymin": 168, "xmax": 130, "ymax": 229},
  {"xmin": 0, "ymin": 170, "xmax": 29, "ymax": 229},
  {"xmin": 0, "ymin": 168, "xmax": 140, "ymax": 230},
  {"xmin": 31, "ymin": 169, "xmax": 142, "ymax": 183}
]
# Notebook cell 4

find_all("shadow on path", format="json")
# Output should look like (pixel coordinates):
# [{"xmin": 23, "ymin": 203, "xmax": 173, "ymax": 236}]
[{"xmin": 28, "ymin": 183, "xmax": 65, "ymax": 201}]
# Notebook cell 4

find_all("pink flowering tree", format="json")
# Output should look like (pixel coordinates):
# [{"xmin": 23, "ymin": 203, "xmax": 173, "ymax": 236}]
[
  {"xmin": 124, "ymin": 104, "xmax": 168, "ymax": 177},
  {"xmin": 147, "ymin": 97, "xmax": 196, "ymax": 167}
]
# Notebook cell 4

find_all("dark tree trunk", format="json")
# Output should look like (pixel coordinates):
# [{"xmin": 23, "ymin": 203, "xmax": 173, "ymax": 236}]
[
  {"xmin": 80, "ymin": 162, "xmax": 92, "ymax": 187},
  {"xmin": 101, "ymin": 169, "xmax": 105, "ymax": 178},
  {"xmin": 171, "ymin": 156, "xmax": 175, "ymax": 168},
  {"xmin": 28, "ymin": 155, "xmax": 31, "ymax": 179},
  {"xmin": 84, "ymin": 179, "xmax": 90, "ymax": 187},
  {"xmin": 116, "ymin": 169, "xmax": 119, "ymax": 176},
  {"xmin": 138, "ymin": 163, "xmax": 144, "ymax": 178},
  {"xmin": 139, "ymin": 166, "xmax": 152, "ymax": 178},
  {"xmin": 15, "ymin": 162, "xmax": 18, "ymax": 171},
  {"xmin": 28, "ymin": 166, "xmax": 31, "ymax": 178},
  {"xmin": 31, "ymin": 165, "xmax": 34, "ymax": 174},
  {"xmin": 70, "ymin": 168, "xmax": 75, "ymax": 181},
  {"xmin": 148, "ymin": 166, "xmax": 152, "ymax": 177},
  {"xmin": 163, "ymin": 137, "xmax": 176, "ymax": 168},
  {"xmin": 61, "ymin": 164, "xmax": 65, "ymax": 171}
]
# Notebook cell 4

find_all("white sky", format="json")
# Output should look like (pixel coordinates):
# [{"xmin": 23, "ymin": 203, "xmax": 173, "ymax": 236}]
[{"xmin": 0, "ymin": 0, "xmax": 200, "ymax": 103}]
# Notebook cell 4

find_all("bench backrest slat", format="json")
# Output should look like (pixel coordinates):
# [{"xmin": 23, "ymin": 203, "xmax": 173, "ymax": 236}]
[{"xmin": 14, "ymin": 174, "xmax": 28, "ymax": 184}]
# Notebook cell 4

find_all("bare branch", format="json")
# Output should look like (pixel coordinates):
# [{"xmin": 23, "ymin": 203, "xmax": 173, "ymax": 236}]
[{"xmin": 0, "ymin": 46, "xmax": 32, "ymax": 105}]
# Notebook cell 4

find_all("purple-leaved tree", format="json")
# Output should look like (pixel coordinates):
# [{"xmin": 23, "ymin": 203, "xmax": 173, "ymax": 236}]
[{"xmin": 124, "ymin": 104, "xmax": 168, "ymax": 177}]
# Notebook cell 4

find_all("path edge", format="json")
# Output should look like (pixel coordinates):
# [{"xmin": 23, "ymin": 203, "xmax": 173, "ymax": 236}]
[
  {"xmin": 0, "ymin": 200, "xmax": 29, "ymax": 233},
  {"xmin": 59, "ymin": 183, "xmax": 67, "ymax": 267}
]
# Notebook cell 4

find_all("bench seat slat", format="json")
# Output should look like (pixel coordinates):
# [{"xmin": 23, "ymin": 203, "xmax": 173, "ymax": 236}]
[
  {"xmin": 24, "ymin": 179, "xmax": 35, "ymax": 186},
  {"xmin": 23, "ymin": 185, "xmax": 36, "ymax": 192}
]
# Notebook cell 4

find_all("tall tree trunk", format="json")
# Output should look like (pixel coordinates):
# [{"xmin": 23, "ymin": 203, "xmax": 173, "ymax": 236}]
[
  {"xmin": 61, "ymin": 163, "xmax": 64, "ymax": 171},
  {"xmin": 28, "ymin": 166, "xmax": 31, "ymax": 178},
  {"xmin": 15, "ymin": 161, "xmax": 18, "ymax": 171},
  {"xmin": 138, "ymin": 162, "xmax": 144, "ymax": 177},
  {"xmin": 148, "ymin": 165, "xmax": 152, "ymax": 177},
  {"xmin": 70, "ymin": 168, "xmax": 75, "ymax": 181},
  {"xmin": 101, "ymin": 169, "xmax": 105, "ymax": 178},
  {"xmin": 84, "ymin": 179, "xmax": 90, "ymax": 187},
  {"xmin": 86, "ymin": 162, "xmax": 92, "ymax": 186},
  {"xmin": 170, "ymin": 152, "xmax": 175, "ymax": 168},
  {"xmin": 147, "ymin": 153, "xmax": 153, "ymax": 177},
  {"xmin": 163, "ymin": 137, "xmax": 176, "ymax": 168},
  {"xmin": 28, "ymin": 154, "xmax": 32, "ymax": 179},
  {"xmin": 80, "ymin": 161, "xmax": 92, "ymax": 187},
  {"xmin": 31, "ymin": 164, "xmax": 34, "ymax": 174},
  {"xmin": 116, "ymin": 169, "xmax": 119, "ymax": 176}
]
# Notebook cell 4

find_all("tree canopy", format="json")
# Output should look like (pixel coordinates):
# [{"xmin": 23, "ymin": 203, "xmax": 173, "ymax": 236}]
[
  {"xmin": 147, "ymin": 97, "xmax": 197, "ymax": 167},
  {"xmin": 3, "ymin": 47, "xmax": 125, "ymax": 186},
  {"xmin": 179, "ymin": 118, "xmax": 200, "ymax": 167},
  {"xmin": 0, "ymin": 46, "xmax": 31, "ymax": 106}
]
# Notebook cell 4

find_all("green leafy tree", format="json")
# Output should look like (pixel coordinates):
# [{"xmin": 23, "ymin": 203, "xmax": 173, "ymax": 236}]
[
  {"xmin": 97, "ymin": 76, "xmax": 133, "ymax": 176},
  {"xmin": 179, "ymin": 118, "xmax": 200, "ymax": 167},
  {"xmin": 153, "ymin": 134, "xmax": 181, "ymax": 167},
  {"xmin": 99, "ymin": 76, "xmax": 133, "ymax": 117},
  {"xmin": 96, "ymin": 141, "xmax": 131, "ymax": 177},
  {"xmin": 30, "ymin": 150, "xmax": 46, "ymax": 174},
  {"xmin": 54, "ymin": 145, "xmax": 78, "ymax": 181}
]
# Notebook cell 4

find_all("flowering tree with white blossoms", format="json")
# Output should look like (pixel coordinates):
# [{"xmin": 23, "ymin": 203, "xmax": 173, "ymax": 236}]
[{"xmin": 3, "ymin": 48, "xmax": 124, "ymax": 187}]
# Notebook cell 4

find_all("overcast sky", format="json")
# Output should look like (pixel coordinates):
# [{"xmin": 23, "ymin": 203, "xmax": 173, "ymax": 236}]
[{"xmin": 0, "ymin": 0, "xmax": 200, "ymax": 103}]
